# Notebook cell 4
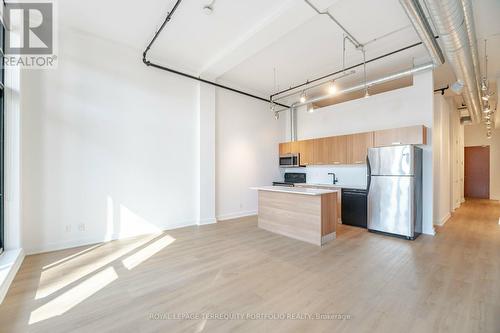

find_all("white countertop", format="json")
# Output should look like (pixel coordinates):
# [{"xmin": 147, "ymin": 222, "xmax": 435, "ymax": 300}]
[
  {"xmin": 251, "ymin": 186, "xmax": 338, "ymax": 196},
  {"xmin": 295, "ymin": 183, "xmax": 367, "ymax": 190}
]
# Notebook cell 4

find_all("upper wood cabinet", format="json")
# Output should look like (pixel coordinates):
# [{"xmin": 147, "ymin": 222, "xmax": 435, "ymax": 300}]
[
  {"xmin": 279, "ymin": 142, "xmax": 290, "ymax": 155},
  {"xmin": 313, "ymin": 138, "xmax": 330, "ymax": 165},
  {"xmin": 326, "ymin": 135, "xmax": 348, "ymax": 165},
  {"xmin": 312, "ymin": 136, "xmax": 347, "ymax": 165},
  {"xmin": 299, "ymin": 140, "xmax": 314, "ymax": 166},
  {"xmin": 279, "ymin": 141, "xmax": 299, "ymax": 155},
  {"xmin": 374, "ymin": 125, "xmax": 427, "ymax": 147},
  {"xmin": 347, "ymin": 132, "xmax": 374, "ymax": 165},
  {"xmin": 278, "ymin": 125, "xmax": 426, "ymax": 166}
]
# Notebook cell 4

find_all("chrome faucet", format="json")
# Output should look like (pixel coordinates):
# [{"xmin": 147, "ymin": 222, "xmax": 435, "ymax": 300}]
[{"xmin": 328, "ymin": 173, "xmax": 339, "ymax": 185}]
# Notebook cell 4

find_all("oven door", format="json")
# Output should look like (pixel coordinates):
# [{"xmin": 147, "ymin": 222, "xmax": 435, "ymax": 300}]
[{"xmin": 279, "ymin": 154, "xmax": 299, "ymax": 168}]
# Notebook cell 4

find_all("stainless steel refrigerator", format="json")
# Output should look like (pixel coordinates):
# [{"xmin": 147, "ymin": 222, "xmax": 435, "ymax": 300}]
[{"xmin": 367, "ymin": 145, "xmax": 423, "ymax": 240}]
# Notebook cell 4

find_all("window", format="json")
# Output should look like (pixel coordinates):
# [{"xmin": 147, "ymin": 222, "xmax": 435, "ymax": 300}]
[{"xmin": 0, "ymin": 1, "xmax": 5, "ymax": 254}]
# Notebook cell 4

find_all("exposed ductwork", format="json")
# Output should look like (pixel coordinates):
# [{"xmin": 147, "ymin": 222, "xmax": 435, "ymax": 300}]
[
  {"xmin": 423, "ymin": 0, "xmax": 483, "ymax": 124},
  {"xmin": 399, "ymin": 0, "xmax": 445, "ymax": 66}
]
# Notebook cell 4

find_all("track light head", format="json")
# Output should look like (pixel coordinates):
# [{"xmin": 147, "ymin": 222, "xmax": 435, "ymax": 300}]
[
  {"xmin": 300, "ymin": 91, "xmax": 307, "ymax": 103},
  {"xmin": 329, "ymin": 81, "xmax": 337, "ymax": 95}
]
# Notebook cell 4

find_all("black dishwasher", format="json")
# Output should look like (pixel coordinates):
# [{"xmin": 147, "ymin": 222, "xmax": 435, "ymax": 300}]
[{"xmin": 341, "ymin": 188, "xmax": 368, "ymax": 228}]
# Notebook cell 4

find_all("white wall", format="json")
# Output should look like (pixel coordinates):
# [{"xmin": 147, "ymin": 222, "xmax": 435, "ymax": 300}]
[
  {"xmin": 283, "ymin": 71, "xmax": 436, "ymax": 235},
  {"xmin": 433, "ymin": 95, "xmax": 464, "ymax": 226},
  {"xmin": 21, "ymin": 27, "xmax": 205, "ymax": 254},
  {"xmin": 216, "ymin": 89, "xmax": 285, "ymax": 220},
  {"xmin": 464, "ymin": 125, "xmax": 500, "ymax": 200}
]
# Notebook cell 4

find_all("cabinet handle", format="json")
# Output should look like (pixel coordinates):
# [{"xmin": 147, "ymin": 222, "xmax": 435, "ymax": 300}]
[
  {"xmin": 334, "ymin": 162, "xmax": 341, "ymax": 165},
  {"xmin": 355, "ymin": 161, "xmax": 364, "ymax": 164},
  {"xmin": 392, "ymin": 142, "xmax": 402, "ymax": 145}
]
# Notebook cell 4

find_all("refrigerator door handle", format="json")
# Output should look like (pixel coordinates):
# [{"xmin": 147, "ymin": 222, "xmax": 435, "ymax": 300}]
[{"xmin": 366, "ymin": 155, "xmax": 372, "ymax": 193}]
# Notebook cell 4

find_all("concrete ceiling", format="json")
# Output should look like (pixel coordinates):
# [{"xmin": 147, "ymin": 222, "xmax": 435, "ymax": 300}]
[{"xmin": 59, "ymin": 0, "xmax": 500, "ymax": 115}]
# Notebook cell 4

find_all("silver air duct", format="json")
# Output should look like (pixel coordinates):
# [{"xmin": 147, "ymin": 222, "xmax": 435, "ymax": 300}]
[
  {"xmin": 399, "ymin": 0, "xmax": 445, "ymax": 66},
  {"xmin": 424, "ymin": 0, "xmax": 483, "ymax": 123}
]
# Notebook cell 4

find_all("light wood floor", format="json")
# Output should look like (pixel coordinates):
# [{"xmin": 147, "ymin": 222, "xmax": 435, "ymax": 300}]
[{"xmin": 1, "ymin": 200, "xmax": 499, "ymax": 333}]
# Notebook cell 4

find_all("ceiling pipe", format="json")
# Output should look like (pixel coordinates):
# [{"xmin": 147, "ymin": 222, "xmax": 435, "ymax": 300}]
[
  {"xmin": 142, "ymin": 0, "xmax": 290, "ymax": 109},
  {"xmin": 423, "ymin": 0, "xmax": 483, "ymax": 123},
  {"xmin": 303, "ymin": 0, "xmax": 362, "ymax": 49},
  {"xmin": 273, "ymin": 62, "xmax": 434, "ymax": 113},
  {"xmin": 399, "ymin": 0, "xmax": 445, "ymax": 66}
]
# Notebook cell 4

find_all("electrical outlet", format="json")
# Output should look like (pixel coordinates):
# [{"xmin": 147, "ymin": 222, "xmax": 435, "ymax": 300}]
[
  {"xmin": 78, "ymin": 223, "xmax": 86, "ymax": 232},
  {"xmin": 65, "ymin": 225, "xmax": 72, "ymax": 233}
]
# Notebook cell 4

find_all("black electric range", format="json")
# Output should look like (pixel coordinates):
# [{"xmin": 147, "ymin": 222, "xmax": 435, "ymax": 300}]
[{"xmin": 273, "ymin": 173, "xmax": 306, "ymax": 187}]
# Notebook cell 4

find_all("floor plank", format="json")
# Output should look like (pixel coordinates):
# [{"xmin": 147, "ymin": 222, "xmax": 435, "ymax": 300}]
[{"xmin": 0, "ymin": 199, "xmax": 499, "ymax": 333}]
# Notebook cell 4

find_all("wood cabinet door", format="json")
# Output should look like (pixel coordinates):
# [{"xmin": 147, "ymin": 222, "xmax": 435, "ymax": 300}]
[
  {"xmin": 374, "ymin": 125, "xmax": 427, "ymax": 147},
  {"xmin": 313, "ymin": 138, "xmax": 330, "ymax": 165},
  {"xmin": 313, "ymin": 136, "xmax": 347, "ymax": 165},
  {"xmin": 328, "ymin": 135, "xmax": 348, "ymax": 165},
  {"xmin": 299, "ymin": 140, "xmax": 314, "ymax": 166},
  {"xmin": 279, "ymin": 142, "xmax": 291, "ymax": 155},
  {"xmin": 279, "ymin": 141, "xmax": 300, "ymax": 155},
  {"xmin": 348, "ymin": 132, "xmax": 374, "ymax": 164}
]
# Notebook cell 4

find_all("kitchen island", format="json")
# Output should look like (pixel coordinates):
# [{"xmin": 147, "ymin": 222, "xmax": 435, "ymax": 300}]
[{"xmin": 251, "ymin": 186, "xmax": 338, "ymax": 246}]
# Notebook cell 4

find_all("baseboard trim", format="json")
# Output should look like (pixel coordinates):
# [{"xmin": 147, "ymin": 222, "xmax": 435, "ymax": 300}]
[
  {"xmin": 422, "ymin": 226, "xmax": 436, "ymax": 236},
  {"xmin": 0, "ymin": 249, "xmax": 25, "ymax": 304},
  {"xmin": 25, "ymin": 220, "xmax": 200, "ymax": 255},
  {"xmin": 435, "ymin": 213, "xmax": 452, "ymax": 227},
  {"xmin": 198, "ymin": 218, "xmax": 217, "ymax": 226},
  {"xmin": 217, "ymin": 210, "xmax": 257, "ymax": 221}
]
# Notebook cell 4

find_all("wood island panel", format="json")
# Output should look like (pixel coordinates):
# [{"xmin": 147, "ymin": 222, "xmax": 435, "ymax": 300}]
[{"xmin": 257, "ymin": 190, "xmax": 337, "ymax": 246}]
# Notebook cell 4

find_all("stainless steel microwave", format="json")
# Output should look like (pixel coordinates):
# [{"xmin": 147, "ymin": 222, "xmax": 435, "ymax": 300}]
[{"xmin": 279, "ymin": 154, "xmax": 301, "ymax": 168}]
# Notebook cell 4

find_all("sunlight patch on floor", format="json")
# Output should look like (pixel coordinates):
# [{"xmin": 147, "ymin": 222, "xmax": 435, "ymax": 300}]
[
  {"xmin": 42, "ymin": 244, "xmax": 103, "ymax": 270},
  {"xmin": 122, "ymin": 235, "xmax": 175, "ymax": 270},
  {"xmin": 29, "ymin": 267, "xmax": 118, "ymax": 325},
  {"xmin": 36, "ymin": 234, "xmax": 160, "ymax": 300}
]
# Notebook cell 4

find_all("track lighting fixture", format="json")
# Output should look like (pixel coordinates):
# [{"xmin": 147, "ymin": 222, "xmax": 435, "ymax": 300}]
[
  {"xmin": 481, "ymin": 79, "xmax": 488, "ymax": 92},
  {"xmin": 274, "ymin": 111, "xmax": 280, "ymax": 120},
  {"xmin": 329, "ymin": 80, "xmax": 337, "ymax": 95},
  {"xmin": 307, "ymin": 105, "xmax": 315, "ymax": 113},
  {"xmin": 300, "ymin": 91, "xmax": 307, "ymax": 103},
  {"xmin": 482, "ymin": 91, "xmax": 495, "ymax": 102}
]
